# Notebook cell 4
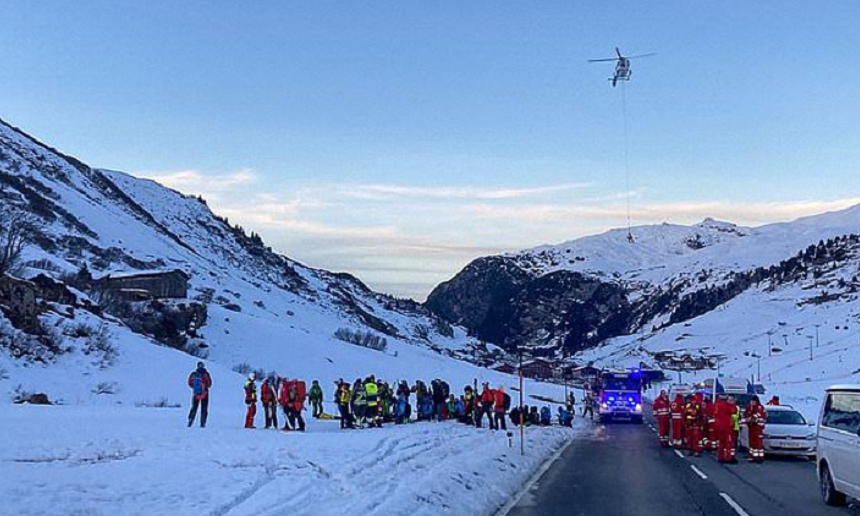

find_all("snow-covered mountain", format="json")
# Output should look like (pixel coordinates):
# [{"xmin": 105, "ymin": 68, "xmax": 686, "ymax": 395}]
[
  {"xmin": 0, "ymin": 116, "xmax": 511, "ymax": 405},
  {"xmin": 428, "ymin": 204, "xmax": 860, "ymax": 408}
]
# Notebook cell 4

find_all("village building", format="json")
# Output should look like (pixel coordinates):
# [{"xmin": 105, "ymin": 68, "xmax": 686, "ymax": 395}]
[
  {"xmin": 92, "ymin": 269, "xmax": 190, "ymax": 301},
  {"xmin": 491, "ymin": 363, "xmax": 517, "ymax": 375},
  {"xmin": 520, "ymin": 358, "xmax": 557, "ymax": 380}
]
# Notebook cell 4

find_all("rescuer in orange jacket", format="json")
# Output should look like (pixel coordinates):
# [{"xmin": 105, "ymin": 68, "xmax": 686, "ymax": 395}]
[
  {"xmin": 703, "ymin": 396, "xmax": 717, "ymax": 451},
  {"xmin": 685, "ymin": 393, "xmax": 704, "ymax": 456},
  {"xmin": 670, "ymin": 394, "xmax": 685, "ymax": 449},
  {"xmin": 745, "ymin": 396, "xmax": 767, "ymax": 463},
  {"xmin": 715, "ymin": 395, "xmax": 739, "ymax": 463},
  {"xmin": 652, "ymin": 390, "xmax": 672, "ymax": 447}
]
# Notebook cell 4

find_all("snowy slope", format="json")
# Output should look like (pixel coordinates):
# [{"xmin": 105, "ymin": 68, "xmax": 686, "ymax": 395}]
[
  {"xmin": 513, "ymin": 206, "xmax": 860, "ymax": 289},
  {"xmin": 0, "ymin": 115, "xmax": 512, "ymax": 406},
  {"xmin": 428, "ymin": 199, "xmax": 860, "ymax": 416}
]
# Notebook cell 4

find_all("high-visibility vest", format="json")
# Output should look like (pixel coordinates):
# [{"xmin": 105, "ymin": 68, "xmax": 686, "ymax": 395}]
[{"xmin": 365, "ymin": 383, "xmax": 379, "ymax": 406}]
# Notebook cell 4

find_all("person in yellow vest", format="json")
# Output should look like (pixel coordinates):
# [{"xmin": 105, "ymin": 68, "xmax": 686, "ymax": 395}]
[
  {"xmin": 336, "ymin": 381, "xmax": 353, "ymax": 429},
  {"xmin": 365, "ymin": 375, "xmax": 381, "ymax": 428}
]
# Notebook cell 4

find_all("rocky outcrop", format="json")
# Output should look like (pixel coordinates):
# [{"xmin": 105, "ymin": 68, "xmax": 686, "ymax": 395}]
[
  {"xmin": 427, "ymin": 257, "xmax": 632, "ymax": 354},
  {"xmin": 426, "ymin": 256, "xmax": 533, "ymax": 338}
]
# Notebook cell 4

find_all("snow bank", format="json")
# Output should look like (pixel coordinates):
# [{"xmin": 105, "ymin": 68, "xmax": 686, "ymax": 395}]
[{"xmin": 0, "ymin": 404, "xmax": 581, "ymax": 516}]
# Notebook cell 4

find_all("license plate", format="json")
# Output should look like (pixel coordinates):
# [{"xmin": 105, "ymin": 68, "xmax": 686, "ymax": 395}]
[{"xmin": 774, "ymin": 440, "xmax": 807, "ymax": 449}]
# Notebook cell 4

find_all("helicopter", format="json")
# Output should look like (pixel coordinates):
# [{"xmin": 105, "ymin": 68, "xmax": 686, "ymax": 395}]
[{"xmin": 588, "ymin": 47, "xmax": 656, "ymax": 87}]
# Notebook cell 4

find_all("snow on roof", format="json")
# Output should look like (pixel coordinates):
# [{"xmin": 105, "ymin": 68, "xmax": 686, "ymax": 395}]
[
  {"xmin": 826, "ymin": 384, "xmax": 860, "ymax": 392},
  {"xmin": 97, "ymin": 269, "xmax": 189, "ymax": 281}
]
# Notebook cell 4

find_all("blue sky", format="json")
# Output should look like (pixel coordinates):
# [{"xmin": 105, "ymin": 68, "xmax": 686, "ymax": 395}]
[{"xmin": 2, "ymin": 2, "xmax": 860, "ymax": 299}]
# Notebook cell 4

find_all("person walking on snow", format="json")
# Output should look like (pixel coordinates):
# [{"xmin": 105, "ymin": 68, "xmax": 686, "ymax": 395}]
[
  {"xmin": 309, "ymin": 380, "xmax": 324, "ymax": 418},
  {"xmin": 745, "ymin": 396, "xmax": 767, "ymax": 463},
  {"xmin": 652, "ymin": 390, "xmax": 671, "ymax": 447},
  {"xmin": 261, "ymin": 375, "xmax": 279, "ymax": 429},
  {"xmin": 244, "ymin": 374, "xmax": 257, "ymax": 429},
  {"xmin": 187, "ymin": 361, "xmax": 212, "ymax": 428}
]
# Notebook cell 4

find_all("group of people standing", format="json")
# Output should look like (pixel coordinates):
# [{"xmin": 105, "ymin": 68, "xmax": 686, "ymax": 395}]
[
  {"xmin": 185, "ymin": 362, "xmax": 578, "ymax": 432},
  {"xmin": 652, "ymin": 390, "xmax": 769, "ymax": 464}
]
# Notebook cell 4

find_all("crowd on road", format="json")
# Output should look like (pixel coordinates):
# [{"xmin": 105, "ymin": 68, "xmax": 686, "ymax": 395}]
[
  {"xmin": 185, "ymin": 362, "xmax": 578, "ymax": 432},
  {"xmin": 652, "ymin": 390, "xmax": 773, "ymax": 463}
]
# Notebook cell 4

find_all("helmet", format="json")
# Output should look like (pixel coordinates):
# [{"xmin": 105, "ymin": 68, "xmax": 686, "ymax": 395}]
[
  {"xmin": 248, "ymin": 373, "xmax": 255, "ymax": 380},
  {"xmin": 197, "ymin": 361, "xmax": 205, "ymax": 369}
]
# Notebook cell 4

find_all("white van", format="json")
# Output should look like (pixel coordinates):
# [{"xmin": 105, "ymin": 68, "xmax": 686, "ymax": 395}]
[{"xmin": 817, "ymin": 385, "xmax": 860, "ymax": 506}]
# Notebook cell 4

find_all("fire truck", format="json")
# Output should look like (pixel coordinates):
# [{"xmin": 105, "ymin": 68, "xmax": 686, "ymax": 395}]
[{"xmin": 596, "ymin": 370, "xmax": 644, "ymax": 424}]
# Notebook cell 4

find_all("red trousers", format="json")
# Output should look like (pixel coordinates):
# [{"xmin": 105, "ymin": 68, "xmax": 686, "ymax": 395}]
[
  {"xmin": 245, "ymin": 403, "xmax": 256, "ymax": 428},
  {"xmin": 717, "ymin": 430, "xmax": 736, "ymax": 462},
  {"xmin": 748, "ymin": 425, "xmax": 764, "ymax": 461},
  {"xmin": 657, "ymin": 416, "xmax": 671, "ymax": 447},
  {"xmin": 671, "ymin": 418, "xmax": 684, "ymax": 449},
  {"xmin": 689, "ymin": 427, "xmax": 703, "ymax": 454},
  {"xmin": 708, "ymin": 420, "xmax": 718, "ymax": 450}
]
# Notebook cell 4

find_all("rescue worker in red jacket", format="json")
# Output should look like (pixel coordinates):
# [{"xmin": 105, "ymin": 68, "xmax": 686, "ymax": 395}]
[
  {"xmin": 714, "ymin": 395, "xmax": 739, "ymax": 463},
  {"xmin": 652, "ymin": 390, "xmax": 671, "ymax": 447},
  {"xmin": 703, "ymin": 396, "xmax": 717, "ymax": 451},
  {"xmin": 244, "ymin": 374, "xmax": 257, "ymax": 429},
  {"xmin": 766, "ymin": 395, "xmax": 780, "ymax": 406},
  {"xmin": 745, "ymin": 395, "xmax": 767, "ymax": 463},
  {"xmin": 261, "ymin": 375, "xmax": 279, "ymax": 429},
  {"xmin": 493, "ymin": 387, "xmax": 509, "ymax": 431},
  {"xmin": 187, "ymin": 361, "xmax": 213, "ymax": 428},
  {"xmin": 279, "ymin": 379, "xmax": 307, "ymax": 432},
  {"xmin": 477, "ymin": 383, "xmax": 496, "ymax": 430},
  {"xmin": 685, "ymin": 393, "xmax": 704, "ymax": 456},
  {"xmin": 670, "ymin": 394, "xmax": 685, "ymax": 449}
]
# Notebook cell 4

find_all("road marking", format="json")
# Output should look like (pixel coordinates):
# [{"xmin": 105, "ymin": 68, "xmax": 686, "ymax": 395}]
[
  {"xmin": 674, "ymin": 449, "xmax": 685, "ymax": 459},
  {"xmin": 720, "ymin": 493, "xmax": 752, "ymax": 516},
  {"xmin": 495, "ymin": 435, "xmax": 577, "ymax": 516},
  {"xmin": 690, "ymin": 465, "xmax": 708, "ymax": 480}
]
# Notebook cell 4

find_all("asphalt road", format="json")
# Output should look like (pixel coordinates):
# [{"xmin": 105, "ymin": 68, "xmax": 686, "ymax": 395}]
[{"xmin": 506, "ymin": 418, "xmax": 860, "ymax": 516}]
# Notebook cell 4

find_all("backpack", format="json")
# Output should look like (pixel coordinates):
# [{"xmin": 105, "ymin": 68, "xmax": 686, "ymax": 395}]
[{"xmin": 192, "ymin": 373, "xmax": 205, "ymax": 396}]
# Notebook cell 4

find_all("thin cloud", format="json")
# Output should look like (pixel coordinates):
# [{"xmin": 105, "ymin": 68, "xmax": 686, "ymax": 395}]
[
  {"xmin": 344, "ymin": 182, "xmax": 592, "ymax": 201},
  {"xmin": 136, "ymin": 168, "xmax": 257, "ymax": 195},
  {"xmin": 463, "ymin": 197, "xmax": 860, "ymax": 225}
]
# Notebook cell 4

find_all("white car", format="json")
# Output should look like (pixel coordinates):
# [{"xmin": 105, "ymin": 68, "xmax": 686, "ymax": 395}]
[
  {"xmin": 738, "ymin": 405, "xmax": 816, "ymax": 457},
  {"xmin": 817, "ymin": 385, "xmax": 860, "ymax": 507}
]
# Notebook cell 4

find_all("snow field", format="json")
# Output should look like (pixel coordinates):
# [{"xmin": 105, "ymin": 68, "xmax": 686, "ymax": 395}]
[{"xmin": 0, "ymin": 402, "xmax": 584, "ymax": 516}]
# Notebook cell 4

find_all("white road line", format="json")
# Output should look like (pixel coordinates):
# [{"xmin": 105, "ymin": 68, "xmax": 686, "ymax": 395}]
[
  {"xmin": 720, "ymin": 493, "xmax": 752, "ymax": 516},
  {"xmin": 690, "ymin": 464, "xmax": 708, "ymax": 480},
  {"xmin": 674, "ymin": 449, "xmax": 685, "ymax": 459},
  {"xmin": 495, "ymin": 436, "xmax": 577, "ymax": 516}
]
